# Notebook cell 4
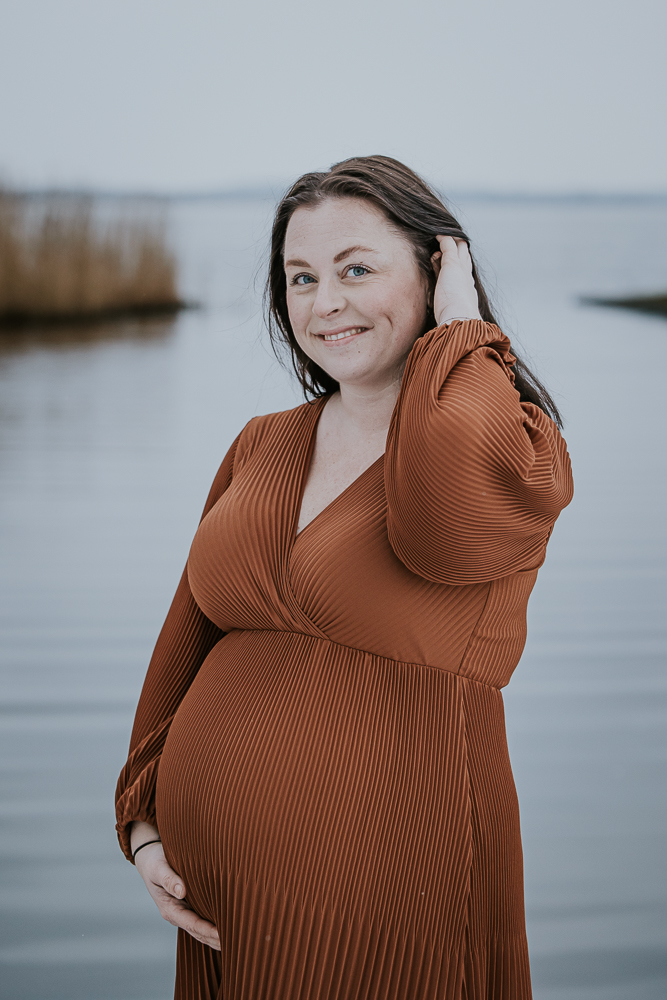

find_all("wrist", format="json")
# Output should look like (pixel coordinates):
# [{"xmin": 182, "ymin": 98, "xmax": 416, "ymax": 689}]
[
  {"xmin": 130, "ymin": 820, "xmax": 160, "ymax": 854},
  {"xmin": 132, "ymin": 838, "xmax": 162, "ymax": 863},
  {"xmin": 436, "ymin": 314, "xmax": 482, "ymax": 326}
]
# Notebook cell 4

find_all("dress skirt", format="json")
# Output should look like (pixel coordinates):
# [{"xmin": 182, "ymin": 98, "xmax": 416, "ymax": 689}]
[{"xmin": 157, "ymin": 629, "xmax": 530, "ymax": 999}]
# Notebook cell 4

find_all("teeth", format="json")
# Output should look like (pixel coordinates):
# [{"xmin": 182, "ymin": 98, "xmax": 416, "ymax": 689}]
[{"xmin": 323, "ymin": 327, "xmax": 366, "ymax": 341}]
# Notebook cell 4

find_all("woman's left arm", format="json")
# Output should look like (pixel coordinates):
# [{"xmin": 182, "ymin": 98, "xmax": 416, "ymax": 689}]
[{"xmin": 385, "ymin": 320, "xmax": 574, "ymax": 585}]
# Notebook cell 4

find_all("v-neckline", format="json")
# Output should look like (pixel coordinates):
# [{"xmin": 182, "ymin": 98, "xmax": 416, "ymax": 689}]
[{"xmin": 291, "ymin": 396, "xmax": 385, "ymax": 545}]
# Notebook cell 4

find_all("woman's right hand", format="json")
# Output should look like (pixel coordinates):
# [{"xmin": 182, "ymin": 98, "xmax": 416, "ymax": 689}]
[{"xmin": 131, "ymin": 823, "xmax": 221, "ymax": 951}]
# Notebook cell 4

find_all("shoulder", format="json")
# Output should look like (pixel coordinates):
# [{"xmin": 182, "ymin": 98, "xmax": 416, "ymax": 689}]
[
  {"xmin": 233, "ymin": 401, "xmax": 316, "ymax": 471},
  {"xmin": 202, "ymin": 401, "xmax": 314, "ymax": 515}
]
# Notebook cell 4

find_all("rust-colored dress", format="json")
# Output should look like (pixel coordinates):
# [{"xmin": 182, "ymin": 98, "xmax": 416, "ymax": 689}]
[{"xmin": 116, "ymin": 320, "xmax": 573, "ymax": 1000}]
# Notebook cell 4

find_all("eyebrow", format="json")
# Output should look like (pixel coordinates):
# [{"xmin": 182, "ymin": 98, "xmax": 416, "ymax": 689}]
[
  {"xmin": 333, "ymin": 245, "xmax": 376, "ymax": 264},
  {"xmin": 284, "ymin": 245, "xmax": 377, "ymax": 269}
]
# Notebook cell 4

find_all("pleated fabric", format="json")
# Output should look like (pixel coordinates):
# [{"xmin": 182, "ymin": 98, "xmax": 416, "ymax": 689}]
[{"xmin": 115, "ymin": 320, "xmax": 573, "ymax": 1000}]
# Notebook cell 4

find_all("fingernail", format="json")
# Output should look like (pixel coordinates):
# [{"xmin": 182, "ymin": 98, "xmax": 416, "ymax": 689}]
[{"xmin": 174, "ymin": 883, "xmax": 184, "ymax": 896}]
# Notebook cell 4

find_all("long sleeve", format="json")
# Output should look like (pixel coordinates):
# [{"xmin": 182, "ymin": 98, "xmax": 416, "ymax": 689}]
[
  {"xmin": 385, "ymin": 320, "xmax": 573, "ymax": 585},
  {"xmin": 115, "ymin": 433, "xmax": 241, "ymax": 860}
]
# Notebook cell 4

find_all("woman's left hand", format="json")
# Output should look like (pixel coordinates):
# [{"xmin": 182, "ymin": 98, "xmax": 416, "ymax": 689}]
[{"xmin": 431, "ymin": 235, "xmax": 482, "ymax": 325}]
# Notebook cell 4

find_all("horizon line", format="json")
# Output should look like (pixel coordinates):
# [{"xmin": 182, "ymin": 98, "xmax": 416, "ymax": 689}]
[{"xmin": 5, "ymin": 184, "xmax": 667, "ymax": 204}]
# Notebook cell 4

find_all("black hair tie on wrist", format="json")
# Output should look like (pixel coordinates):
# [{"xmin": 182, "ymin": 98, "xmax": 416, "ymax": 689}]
[{"xmin": 132, "ymin": 838, "xmax": 162, "ymax": 862}]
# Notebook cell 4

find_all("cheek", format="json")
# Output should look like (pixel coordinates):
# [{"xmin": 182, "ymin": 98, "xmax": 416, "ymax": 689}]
[
  {"xmin": 285, "ymin": 289, "xmax": 304, "ymax": 332},
  {"xmin": 286, "ymin": 291, "xmax": 314, "ymax": 356},
  {"xmin": 377, "ymin": 282, "xmax": 428, "ymax": 335}
]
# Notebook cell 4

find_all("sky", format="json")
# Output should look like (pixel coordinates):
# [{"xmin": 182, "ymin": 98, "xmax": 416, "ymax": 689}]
[{"xmin": 0, "ymin": 0, "xmax": 665, "ymax": 195}]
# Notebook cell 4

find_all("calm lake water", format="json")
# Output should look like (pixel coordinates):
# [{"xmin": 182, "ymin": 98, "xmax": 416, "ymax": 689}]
[{"xmin": 1, "ymin": 195, "xmax": 666, "ymax": 1000}]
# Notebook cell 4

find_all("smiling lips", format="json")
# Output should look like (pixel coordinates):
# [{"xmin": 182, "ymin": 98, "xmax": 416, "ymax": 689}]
[{"xmin": 319, "ymin": 326, "xmax": 369, "ymax": 342}]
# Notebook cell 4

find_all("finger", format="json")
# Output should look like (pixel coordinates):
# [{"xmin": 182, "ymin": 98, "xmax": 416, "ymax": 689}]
[
  {"xmin": 436, "ymin": 235, "xmax": 458, "ymax": 259},
  {"xmin": 153, "ymin": 858, "xmax": 186, "ymax": 899},
  {"xmin": 165, "ymin": 914, "xmax": 220, "ymax": 951},
  {"xmin": 162, "ymin": 874, "xmax": 186, "ymax": 900},
  {"xmin": 456, "ymin": 240, "xmax": 474, "ymax": 273},
  {"xmin": 165, "ymin": 901, "xmax": 222, "ymax": 950},
  {"xmin": 430, "ymin": 250, "xmax": 442, "ymax": 278}
]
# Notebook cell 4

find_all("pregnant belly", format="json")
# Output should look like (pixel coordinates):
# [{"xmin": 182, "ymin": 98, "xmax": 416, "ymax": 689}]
[{"xmin": 155, "ymin": 628, "xmax": 473, "ymax": 939}]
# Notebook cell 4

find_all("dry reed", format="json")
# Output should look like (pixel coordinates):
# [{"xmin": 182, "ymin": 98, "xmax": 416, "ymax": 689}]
[{"xmin": 0, "ymin": 189, "xmax": 183, "ymax": 325}]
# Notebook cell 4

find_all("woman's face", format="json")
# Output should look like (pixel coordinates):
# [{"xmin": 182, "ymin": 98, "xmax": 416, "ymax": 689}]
[{"xmin": 284, "ymin": 197, "xmax": 430, "ymax": 392}]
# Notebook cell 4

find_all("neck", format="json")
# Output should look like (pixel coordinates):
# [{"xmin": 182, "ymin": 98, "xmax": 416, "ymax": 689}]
[{"xmin": 331, "ymin": 374, "xmax": 402, "ymax": 440}]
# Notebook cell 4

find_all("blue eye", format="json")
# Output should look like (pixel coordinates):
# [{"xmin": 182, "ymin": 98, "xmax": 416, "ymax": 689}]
[
  {"xmin": 293, "ymin": 273, "xmax": 316, "ymax": 285},
  {"xmin": 348, "ymin": 265, "xmax": 368, "ymax": 277}
]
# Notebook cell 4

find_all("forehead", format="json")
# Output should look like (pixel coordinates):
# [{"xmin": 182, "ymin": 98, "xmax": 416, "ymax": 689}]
[{"xmin": 283, "ymin": 197, "xmax": 406, "ymax": 259}]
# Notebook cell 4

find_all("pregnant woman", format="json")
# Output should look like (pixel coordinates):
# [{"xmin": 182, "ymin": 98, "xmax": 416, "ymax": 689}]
[{"xmin": 116, "ymin": 155, "xmax": 573, "ymax": 1000}]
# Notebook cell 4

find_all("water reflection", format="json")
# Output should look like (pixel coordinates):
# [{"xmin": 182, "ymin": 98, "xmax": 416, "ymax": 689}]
[{"xmin": 0, "ymin": 313, "xmax": 179, "ymax": 358}]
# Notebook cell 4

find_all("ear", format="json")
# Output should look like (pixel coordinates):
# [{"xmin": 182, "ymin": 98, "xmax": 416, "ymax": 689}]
[{"xmin": 426, "ymin": 258, "xmax": 439, "ymax": 309}]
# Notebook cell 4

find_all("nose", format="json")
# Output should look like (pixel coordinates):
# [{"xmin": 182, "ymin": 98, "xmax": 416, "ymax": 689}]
[{"xmin": 312, "ymin": 276, "xmax": 346, "ymax": 319}]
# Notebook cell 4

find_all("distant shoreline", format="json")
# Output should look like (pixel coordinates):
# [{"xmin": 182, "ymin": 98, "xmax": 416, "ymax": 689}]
[
  {"xmin": 582, "ymin": 294, "xmax": 667, "ymax": 317},
  {"xmin": 0, "ymin": 300, "xmax": 194, "ymax": 331},
  {"xmin": 11, "ymin": 187, "xmax": 667, "ymax": 205}
]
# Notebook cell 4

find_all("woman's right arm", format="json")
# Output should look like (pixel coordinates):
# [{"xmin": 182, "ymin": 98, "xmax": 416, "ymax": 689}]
[
  {"xmin": 115, "ymin": 433, "xmax": 242, "ymax": 856},
  {"xmin": 114, "ymin": 431, "xmax": 245, "ymax": 948}
]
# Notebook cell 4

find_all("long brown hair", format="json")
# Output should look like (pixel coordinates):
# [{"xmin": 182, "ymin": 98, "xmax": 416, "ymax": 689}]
[{"xmin": 265, "ymin": 155, "xmax": 562, "ymax": 427}]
